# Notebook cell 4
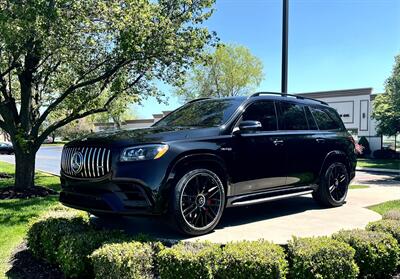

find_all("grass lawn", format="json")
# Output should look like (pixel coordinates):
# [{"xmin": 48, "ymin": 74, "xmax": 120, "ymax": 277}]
[
  {"xmin": 368, "ymin": 200, "xmax": 400, "ymax": 215},
  {"xmin": 349, "ymin": 184, "xmax": 369, "ymax": 189},
  {"xmin": 357, "ymin": 158, "xmax": 400, "ymax": 170},
  {"xmin": 0, "ymin": 161, "xmax": 60, "ymax": 278}
]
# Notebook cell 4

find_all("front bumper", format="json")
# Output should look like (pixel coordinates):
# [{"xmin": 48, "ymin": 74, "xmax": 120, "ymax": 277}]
[{"xmin": 60, "ymin": 176, "xmax": 164, "ymax": 216}]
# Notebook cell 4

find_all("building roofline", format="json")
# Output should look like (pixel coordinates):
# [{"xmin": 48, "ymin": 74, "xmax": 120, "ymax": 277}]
[{"xmin": 295, "ymin": 88, "xmax": 373, "ymax": 99}]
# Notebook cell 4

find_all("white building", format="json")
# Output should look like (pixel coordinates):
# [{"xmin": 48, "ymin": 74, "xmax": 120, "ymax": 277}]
[{"xmin": 94, "ymin": 88, "xmax": 383, "ymax": 152}]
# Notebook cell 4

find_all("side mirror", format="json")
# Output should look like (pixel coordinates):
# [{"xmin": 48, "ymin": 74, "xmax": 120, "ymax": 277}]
[{"xmin": 234, "ymin": 120, "xmax": 262, "ymax": 134}]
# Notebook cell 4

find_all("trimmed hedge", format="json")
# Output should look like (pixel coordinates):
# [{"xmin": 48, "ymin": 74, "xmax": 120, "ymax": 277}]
[
  {"xmin": 57, "ymin": 229, "xmax": 126, "ymax": 278},
  {"xmin": 383, "ymin": 209, "xmax": 400, "ymax": 221},
  {"xmin": 288, "ymin": 237, "xmax": 359, "ymax": 279},
  {"xmin": 333, "ymin": 229, "xmax": 400, "ymax": 278},
  {"xmin": 216, "ymin": 240, "xmax": 288, "ymax": 279},
  {"xmin": 366, "ymin": 219, "xmax": 400, "ymax": 243},
  {"xmin": 27, "ymin": 207, "xmax": 90, "ymax": 263},
  {"xmin": 91, "ymin": 241, "xmax": 162, "ymax": 279},
  {"xmin": 157, "ymin": 242, "xmax": 221, "ymax": 279}
]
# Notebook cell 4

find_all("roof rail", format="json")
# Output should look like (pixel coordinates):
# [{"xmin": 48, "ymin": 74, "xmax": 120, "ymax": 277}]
[
  {"xmin": 250, "ymin": 92, "xmax": 328, "ymax": 105},
  {"xmin": 186, "ymin": 97, "xmax": 211, "ymax": 104}
]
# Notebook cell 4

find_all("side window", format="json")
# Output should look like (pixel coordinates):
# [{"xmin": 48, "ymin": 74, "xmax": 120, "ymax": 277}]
[
  {"xmin": 242, "ymin": 101, "xmax": 278, "ymax": 131},
  {"xmin": 305, "ymin": 107, "xmax": 318, "ymax": 130},
  {"xmin": 310, "ymin": 107, "xmax": 342, "ymax": 130},
  {"xmin": 279, "ymin": 102, "xmax": 309, "ymax": 130}
]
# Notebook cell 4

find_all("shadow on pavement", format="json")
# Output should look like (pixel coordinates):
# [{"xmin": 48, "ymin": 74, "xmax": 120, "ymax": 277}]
[{"xmin": 93, "ymin": 195, "xmax": 323, "ymax": 241}]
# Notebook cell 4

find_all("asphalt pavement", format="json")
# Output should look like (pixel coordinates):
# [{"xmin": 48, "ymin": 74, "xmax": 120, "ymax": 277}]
[{"xmin": 0, "ymin": 146, "xmax": 62, "ymax": 175}]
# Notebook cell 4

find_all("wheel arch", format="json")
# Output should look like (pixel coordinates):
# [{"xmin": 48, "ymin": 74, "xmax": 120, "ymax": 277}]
[{"xmin": 319, "ymin": 150, "xmax": 352, "ymax": 179}]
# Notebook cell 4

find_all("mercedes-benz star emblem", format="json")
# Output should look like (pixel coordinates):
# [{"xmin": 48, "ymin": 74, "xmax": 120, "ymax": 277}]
[{"xmin": 71, "ymin": 151, "xmax": 83, "ymax": 174}]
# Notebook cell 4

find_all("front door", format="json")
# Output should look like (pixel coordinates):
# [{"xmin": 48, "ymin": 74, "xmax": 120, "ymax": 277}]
[{"xmin": 231, "ymin": 100, "xmax": 287, "ymax": 196}]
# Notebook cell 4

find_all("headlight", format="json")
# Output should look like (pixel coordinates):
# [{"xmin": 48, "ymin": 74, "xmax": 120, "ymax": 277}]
[{"xmin": 120, "ymin": 144, "xmax": 169, "ymax": 162}]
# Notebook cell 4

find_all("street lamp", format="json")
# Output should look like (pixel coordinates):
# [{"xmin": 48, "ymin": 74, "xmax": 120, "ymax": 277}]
[{"xmin": 281, "ymin": 0, "xmax": 289, "ymax": 94}]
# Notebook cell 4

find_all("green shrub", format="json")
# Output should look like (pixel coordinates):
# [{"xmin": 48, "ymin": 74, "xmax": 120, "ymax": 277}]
[
  {"xmin": 366, "ymin": 219, "xmax": 400, "ymax": 242},
  {"xmin": 288, "ymin": 237, "xmax": 359, "ymax": 279},
  {"xmin": 383, "ymin": 210, "xmax": 400, "ymax": 221},
  {"xmin": 57, "ymin": 229, "xmax": 126, "ymax": 278},
  {"xmin": 27, "ymin": 207, "xmax": 90, "ymax": 262},
  {"xmin": 333, "ymin": 229, "xmax": 400, "ymax": 278},
  {"xmin": 216, "ymin": 240, "xmax": 288, "ymax": 279},
  {"xmin": 91, "ymin": 241, "xmax": 162, "ymax": 279},
  {"xmin": 157, "ymin": 241, "xmax": 221, "ymax": 279}
]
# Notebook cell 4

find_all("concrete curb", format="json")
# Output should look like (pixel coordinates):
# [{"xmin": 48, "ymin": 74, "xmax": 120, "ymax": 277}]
[{"xmin": 356, "ymin": 167, "xmax": 400, "ymax": 175}]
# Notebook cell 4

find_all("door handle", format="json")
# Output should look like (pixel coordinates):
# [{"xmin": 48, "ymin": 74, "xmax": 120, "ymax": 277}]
[
  {"xmin": 316, "ymin": 138, "xmax": 326, "ymax": 143},
  {"xmin": 273, "ymin": 139, "xmax": 284, "ymax": 146}
]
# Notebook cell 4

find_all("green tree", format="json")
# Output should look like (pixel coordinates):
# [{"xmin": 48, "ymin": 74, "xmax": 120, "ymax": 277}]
[
  {"xmin": 0, "ymin": 0, "xmax": 216, "ymax": 190},
  {"xmin": 372, "ymin": 55, "xmax": 400, "ymax": 136},
  {"xmin": 175, "ymin": 44, "xmax": 264, "ymax": 101}
]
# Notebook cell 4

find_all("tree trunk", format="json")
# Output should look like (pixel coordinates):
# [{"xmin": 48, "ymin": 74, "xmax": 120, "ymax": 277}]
[{"xmin": 14, "ymin": 147, "xmax": 36, "ymax": 190}]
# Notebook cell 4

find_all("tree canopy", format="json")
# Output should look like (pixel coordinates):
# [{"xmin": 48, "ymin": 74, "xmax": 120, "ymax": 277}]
[
  {"xmin": 372, "ymin": 55, "xmax": 400, "ymax": 136},
  {"xmin": 0, "ymin": 0, "xmax": 216, "ymax": 189},
  {"xmin": 175, "ymin": 44, "xmax": 264, "ymax": 101}
]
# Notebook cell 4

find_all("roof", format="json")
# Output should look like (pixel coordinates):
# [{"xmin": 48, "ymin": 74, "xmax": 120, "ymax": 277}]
[{"xmin": 295, "ymin": 88, "xmax": 373, "ymax": 99}]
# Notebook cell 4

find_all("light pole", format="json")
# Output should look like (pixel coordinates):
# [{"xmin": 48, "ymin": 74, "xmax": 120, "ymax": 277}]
[{"xmin": 281, "ymin": 0, "xmax": 289, "ymax": 94}]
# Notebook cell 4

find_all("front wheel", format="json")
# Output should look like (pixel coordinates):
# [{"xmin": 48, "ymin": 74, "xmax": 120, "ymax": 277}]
[
  {"xmin": 170, "ymin": 168, "xmax": 225, "ymax": 236},
  {"xmin": 313, "ymin": 162, "xmax": 349, "ymax": 207}
]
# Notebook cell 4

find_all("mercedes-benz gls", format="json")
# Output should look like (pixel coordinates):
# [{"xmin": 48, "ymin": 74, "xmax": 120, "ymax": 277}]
[{"xmin": 60, "ymin": 92, "xmax": 357, "ymax": 235}]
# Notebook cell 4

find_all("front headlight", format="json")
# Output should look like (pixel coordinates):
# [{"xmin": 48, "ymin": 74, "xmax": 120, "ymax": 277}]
[{"xmin": 120, "ymin": 144, "xmax": 169, "ymax": 162}]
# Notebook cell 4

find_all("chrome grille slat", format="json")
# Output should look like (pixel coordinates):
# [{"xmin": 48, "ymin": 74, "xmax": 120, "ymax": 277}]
[{"xmin": 61, "ymin": 146, "xmax": 111, "ymax": 178}]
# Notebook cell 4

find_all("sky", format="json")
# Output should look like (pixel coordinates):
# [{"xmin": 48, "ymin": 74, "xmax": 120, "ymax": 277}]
[{"xmin": 134, "ymin": 0, "xmax": 400, "ymax": 118}]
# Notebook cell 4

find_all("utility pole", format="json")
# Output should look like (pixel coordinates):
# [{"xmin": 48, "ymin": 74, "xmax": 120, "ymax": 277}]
[{"xmin": 281, "ymin": 0, "xmax": 289, "ymax": 94}]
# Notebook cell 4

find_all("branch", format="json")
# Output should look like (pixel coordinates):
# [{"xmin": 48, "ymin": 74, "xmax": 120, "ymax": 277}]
[
  {"xmin": 35, "ymin": 59, "xmax": 131, "ymax": 129},
  {"xmin": 36, "ymin": 107, "xmax": 108, "ymax": 146}
]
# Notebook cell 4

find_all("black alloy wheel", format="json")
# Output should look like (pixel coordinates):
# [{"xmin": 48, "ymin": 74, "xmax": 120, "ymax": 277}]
[
  {"xmin": 312, "ymin": 162, "xmax": 349, "ymax": 207},
  {"xmin": 171, "ymin": 168, "xmax": 225, "ymax": 235}
]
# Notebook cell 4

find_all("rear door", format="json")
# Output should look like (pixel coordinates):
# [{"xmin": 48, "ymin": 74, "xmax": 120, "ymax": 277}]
[
  {"xmin": 231, "ymin": 100, "xmax": 287, "ymax": 195},
  {"xmin": 277, "ymin": 101, "xmax": 317, "ymax": 186}
]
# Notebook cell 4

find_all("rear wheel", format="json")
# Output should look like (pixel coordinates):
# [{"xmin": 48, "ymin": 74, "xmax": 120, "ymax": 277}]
[
  {"xmin": 170, "ymin": 168, "xmax": 225, "ymax": 236},
  {"xmin": 313, "ymin": 162, "xmax": 349, "ymax": 207}
]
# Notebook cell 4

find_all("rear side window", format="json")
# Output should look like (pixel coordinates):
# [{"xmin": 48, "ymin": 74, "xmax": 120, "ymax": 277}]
[
  {"xmin": 279, "ymin": 102, "xmax": 309, "ymax": 130},
  {"xmin": 310, "ymin": 107, "xmax": 342, "ymax": 130},
  {"xmin": 242, "ymin": 101, "xmax": 278, "ymax": 131}
]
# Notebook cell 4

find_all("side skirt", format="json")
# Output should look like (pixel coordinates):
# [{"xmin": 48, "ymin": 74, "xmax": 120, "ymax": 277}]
[{"xmin": 226, "ymin": 185, "xmax": 317, "ymax": 207}]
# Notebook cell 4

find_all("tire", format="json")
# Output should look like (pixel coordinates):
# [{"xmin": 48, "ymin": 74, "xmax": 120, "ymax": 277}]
[
  {"xmin": 170, "ymin": 168, "xmax": 225, "ymax": 236},
  {"xmin": 313, "ymin": 162, "xmax": 349, "ymax": 207}
]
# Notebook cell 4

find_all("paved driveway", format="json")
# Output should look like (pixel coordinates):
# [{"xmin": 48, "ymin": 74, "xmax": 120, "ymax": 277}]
[{"xmin": 95, "ymin": 174, "xmax": 400, "ymax": 244}]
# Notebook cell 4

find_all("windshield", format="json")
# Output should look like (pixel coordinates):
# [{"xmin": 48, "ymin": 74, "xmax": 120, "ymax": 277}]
[{"xmin": 153, "ymin": 99, "xmax": 242, "ymax": 128}]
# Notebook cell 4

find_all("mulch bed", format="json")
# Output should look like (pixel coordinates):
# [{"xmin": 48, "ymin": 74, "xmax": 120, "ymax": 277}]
[
  {"xmin": 6, "ymin": 242, "xmax": 64, "ymax": 279},
  {"xmin": 0, "ymin": 186, "xmax": 57, "ymax": 199}
]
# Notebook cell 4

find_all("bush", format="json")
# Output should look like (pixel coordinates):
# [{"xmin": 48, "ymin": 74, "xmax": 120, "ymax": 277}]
[
  {"xmin": 91, "ymin": 241, "xmax": 162, "ymax": 279},
  {"xmin": 57, "ymin": 229, "xmax": 127, "ymax": 278},
  {"xmin": 27, "ymin": 207, "xmax": 90, "ymax": 263},
  {"xmin": 333, "ymin": 229, "xmax": 400, "ymax": 278},
  {"xmin": 366, "ymin": 219, "xmax": 400, "ymax": 242},
  {"xmin": 358, "ymin": 136, "xmax": 371, "ymax": 157},
  {"xmin": 373, "ymin": 148, "xmax": 397, "ymax": 159},
  {"xmin": 216, "ymin": 240, "xmax": 288, "ymax": 279},
  {"xmin": 383, "ymin": 209, "xmax": 400, "ymax": 221},
  {"xmin": 287, "ymin": 237, "xmax": 359, "ymax": 279},
  {"xmin": 157, "ymin": 242, "xmax": 221, "ymax": 279}
]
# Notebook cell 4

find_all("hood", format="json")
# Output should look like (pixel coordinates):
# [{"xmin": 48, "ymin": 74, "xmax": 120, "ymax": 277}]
[{"xmin": 68, "ymin": 126, "xmax": 222, "ymax": 147}]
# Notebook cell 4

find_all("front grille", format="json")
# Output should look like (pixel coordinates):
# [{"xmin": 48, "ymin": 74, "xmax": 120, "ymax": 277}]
[{"xmin": 61, "ymin": 146, "xmax": 111, "ymax": 178}]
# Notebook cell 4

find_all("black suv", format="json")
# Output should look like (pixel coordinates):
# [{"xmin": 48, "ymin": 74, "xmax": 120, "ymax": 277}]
[{"xmin": 60, "ymin": 93, "xmax": 356, "ymax": 235}]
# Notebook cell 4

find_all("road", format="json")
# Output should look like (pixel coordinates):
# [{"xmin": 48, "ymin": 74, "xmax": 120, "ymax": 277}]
[{"xmin": 0, "ymin": 146, "xmax": 62, "ymax": 175}]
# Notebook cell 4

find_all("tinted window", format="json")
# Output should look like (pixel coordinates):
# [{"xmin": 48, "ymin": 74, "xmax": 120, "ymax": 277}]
[
  {"xmin": 305, "ymin": 107, "xmax": 318, "ymax": 130},
  {"xmin": 154, "ymin": 99, "xmax": 242, "ymax": 128},
  {"xmin": 310, "ymin": 107, "xmax": 342, "ymax": 130},
  {"xmin": 242, "ymin": 101, "xmax": 278, "ymax": 131},
  {"xmin": 280, "ymin": 102, "xmax": 308, "ymax": 130}
]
